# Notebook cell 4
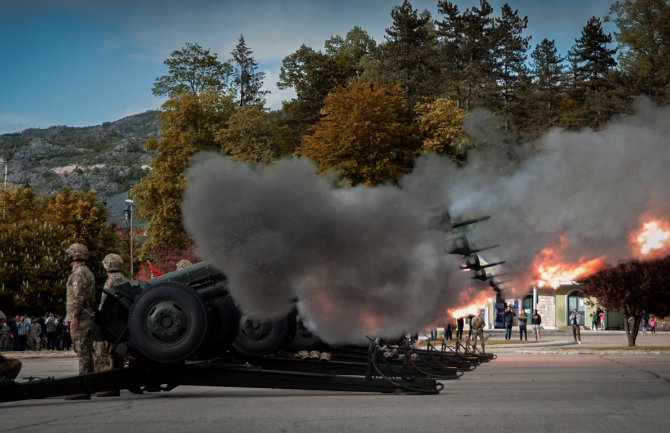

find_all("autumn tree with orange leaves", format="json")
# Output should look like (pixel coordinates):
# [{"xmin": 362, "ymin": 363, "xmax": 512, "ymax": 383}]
[
  {"xmin": 579, "ymin": 255, "xmax": 670, "ymax": 346},
  {"xmin": 301, "ymin": 80, "xmax": 417, "ymax": 186}
]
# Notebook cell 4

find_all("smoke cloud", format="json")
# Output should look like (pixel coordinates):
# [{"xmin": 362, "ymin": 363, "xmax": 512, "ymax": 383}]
[
  {"xmin": 182, "ymin": 155, "xmax": 470, "ymax": 344},
  {"xmin": 182, "ymin": 98, "xmax": 670, "ymax": 343},
  {"xmin": 448, "ymin": 98, "xmax": 670, "ymax": 290}
]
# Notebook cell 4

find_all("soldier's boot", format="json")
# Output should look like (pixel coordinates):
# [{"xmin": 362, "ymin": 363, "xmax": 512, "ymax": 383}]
[
  {"xmin": 64, "ymin": 393, "xmax": 91, "ymax": 400},
  {"xmin": 95, "ymin": 390, "xmax": 120, "ymax": 397},
  {"xmin": 0, "ymin": 356, "xmax": 22, "ymax": 381}
]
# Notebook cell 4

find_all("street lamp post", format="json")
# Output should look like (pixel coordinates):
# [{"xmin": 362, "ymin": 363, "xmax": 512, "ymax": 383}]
[{"xmin": 124, "ymin": 199, "xmax": 134, "ymax": 277}]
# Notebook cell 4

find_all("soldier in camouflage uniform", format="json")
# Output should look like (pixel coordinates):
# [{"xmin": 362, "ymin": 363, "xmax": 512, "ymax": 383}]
[
  {"xmin": 93, "ymin": 253, "xmax": 127, "ymax": 397},
  {"xmin": 0, "ymin": 311, "xmax": 8, "ymax": 350},
  {"xmin": 27, "ymin": 317, "xmax": 42, "ymax": 350},
  {"xmin": 64, "ymin": 242, "xmax": 96, "ymax": 400},
  {"xmin": 470, "ymin": 312, "xmax": 486, "ymax": 354}
]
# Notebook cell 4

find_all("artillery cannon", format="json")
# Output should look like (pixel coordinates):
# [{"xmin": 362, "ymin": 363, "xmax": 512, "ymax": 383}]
[{"xmin": 1, "ymin": 217, "xmax": 500, "ymax": 402}]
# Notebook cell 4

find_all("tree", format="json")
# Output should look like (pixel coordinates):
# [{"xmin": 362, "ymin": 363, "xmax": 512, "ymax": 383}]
[
  {"xmin": 491, "ymin": 3, "xmax": 531, "ymax": 132},
  {"xmin": 609, "ymin": 0, "xmax": 670, "ymax": 104},
  {"xmin": 566, "ymin": 16, "xmax": 622, "ymax": 128},
  {"xmin": 435, "ymin": 0, "xmax": 497, "ymax": 111},
  {"xmin": 131, "ymin": 90, "xmax": 236, "ymax": 253},
  {"xmin": 152, "ymin": 42, "xmax": 234, "ymax": 97},
  {"xmin": 527, "ymin": 39, "xmax": 567, "ymax": 135},
  {"xmin": 413, "ymin": 97, "xmax": 468, "ymax": 162},
  {"xmin": 579, "ymin": 255, "xmax": 670, "ymax": 346},
  {"xmin": 216, "ymin": 105, "xmax": 292, "ymax": 163},
  {"xmin": 279, "ymin": 30, "xmax": 377, "ymax": 151},
  {"xmin": 382, "ymin": 0, "xmax": 439, "ymax": 107},
  {"xmin": 0, "ymin": 186, "xmax": 116, "ymax": 315},
  {"xmin": 301, "ymin": 80, "xmax": 416, "ymax": 186},
  {"xmin": 230, "ymin": 35, "xmax": 269, "ymax": 106}
]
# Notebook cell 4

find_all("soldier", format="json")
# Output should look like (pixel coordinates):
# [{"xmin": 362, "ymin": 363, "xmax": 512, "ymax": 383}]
[
  {"xmin": 64, "ymin": 242, "xmax": 96, "ymax": 400},
  {"xmin": 28, "ymin": 316, "xmax": 42, "ymax": 350},
  {"xmin": 175, "ymin": 259, "xmax": 192, "ymax": 270},
  {"xmin": 0, "ymin": 353, "xmax": 22, "ymax": 381},
  {"xmin": 93, "ymin": 253, "xmax": 127, "ymax": 397},
  {"xmin": 470, "ymin": 312, "xmax": 485, "ymax": 353},
  {"xmin": 0, "ymin": 311, "xmax": 8, "ymax": 350}
]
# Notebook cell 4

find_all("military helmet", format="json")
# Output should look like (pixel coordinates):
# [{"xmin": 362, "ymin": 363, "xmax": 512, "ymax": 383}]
[
  {"xmin": 102, "ymin": 253, "xmax": 124, "ymax": 272},
  {"xmin": 175, "ymin": 259, "xmax": 193, "ymax": 270},
  {"xmin": 66, "ymin": 243, "xmax": 89, "ymax": 261}
]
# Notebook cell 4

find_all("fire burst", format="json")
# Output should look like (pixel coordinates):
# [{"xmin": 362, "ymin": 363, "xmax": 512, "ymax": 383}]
[
  {"xmin": 634, "ymin": 220, "xmax": 670, "ymax": 257},
  {"xmin": 533, "ymin": 236, "xmax": 605, "ymax": 289},
  {"xmin": 447, "ymin": 288, "xmax": 490, "ymax": 319}
]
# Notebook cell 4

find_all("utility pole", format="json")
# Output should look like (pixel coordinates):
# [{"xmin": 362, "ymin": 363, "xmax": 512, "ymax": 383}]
[{"xmin": 125, "ymin": 199, "xmax": 135, "ymax": 277}]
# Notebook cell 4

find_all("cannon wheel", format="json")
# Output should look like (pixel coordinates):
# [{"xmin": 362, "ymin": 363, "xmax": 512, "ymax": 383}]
[
  {"xmin": 287, "ymin": 317, "xmax": 323, "ymax": 351},
  {"xmin": 232, "ymin": 308, "xmax": 297, "ymax": 357},
  {"xmin": 128, "ymin": 281, "xmax": 207, "ymax": 363},
  {"xmin": 197, "ymin": 294, "xmax": 240, "ymax": 359}
]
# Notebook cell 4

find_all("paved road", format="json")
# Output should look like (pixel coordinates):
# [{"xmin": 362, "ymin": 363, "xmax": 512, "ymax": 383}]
[{"xmin": 2, "ymin": 334, "xmax": 669, "ymax": 433}]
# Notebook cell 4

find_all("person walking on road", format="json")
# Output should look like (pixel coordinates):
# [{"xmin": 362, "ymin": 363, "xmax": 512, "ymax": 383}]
[
  {"xmin": 532, "ymin": 310, "xmax": 542, "ymax": 341},
  {"xmin": 649, "ymin": 315, "xmax": 657, "ymax": 335},
  {"xmin": 569, "ymin": 309, "xmax": 582, "ymax": 344}
]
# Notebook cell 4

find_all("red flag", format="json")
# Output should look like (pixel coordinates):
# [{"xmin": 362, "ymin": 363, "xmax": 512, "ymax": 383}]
[{"xmin": 147, "ymin": 260, "xmax": 163, "ymax": 278}]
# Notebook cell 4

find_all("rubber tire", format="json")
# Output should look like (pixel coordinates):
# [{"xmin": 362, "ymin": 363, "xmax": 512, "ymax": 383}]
[
  {"xmin": 128, "ymin": 281, "xmax": 207, "ymax": 363},
  {"xmin": 287, "ymin": 317, "xmax": 323, "ymax": 351},
  {"xmin": 232, "ymin": 308, "xmax": 298, "ymax": 357},
  {"xmin": 197, "ymin": 294, "xmax": 240, "ymax": 359}
]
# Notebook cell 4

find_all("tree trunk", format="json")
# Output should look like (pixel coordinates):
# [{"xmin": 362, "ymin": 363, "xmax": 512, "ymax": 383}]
[{"xmin": 624, "ymin": 313, "xmax": 639, "ymax": 346}]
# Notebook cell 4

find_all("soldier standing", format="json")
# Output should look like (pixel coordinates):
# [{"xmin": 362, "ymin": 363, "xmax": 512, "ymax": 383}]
[
  {"xmin": 64, "ymin": 242, "xmax": 96, "ymax": 400},
  {"xmin": 470, "ymin": 312, "xmax": 485, "ymax": 353},
  {"xmin": 0, "ymin": 311, "xmax": 8, "ymax": 350},
  {"xmin": 93, "ymin": 253, "xmax": 127, "ymax": 397}
]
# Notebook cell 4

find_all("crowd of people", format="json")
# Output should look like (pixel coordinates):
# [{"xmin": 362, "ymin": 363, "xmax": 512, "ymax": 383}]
[{"xmin": 0, "ymin": 312, "xmax": 72, "ymax": 352}]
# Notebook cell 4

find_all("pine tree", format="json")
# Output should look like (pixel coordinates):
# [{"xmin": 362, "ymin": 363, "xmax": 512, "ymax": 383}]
[
  {"xmin": 436, "ymin": 0, "xmax": 496, "ymax": 111},
  {"xmin": 231, "ymin": 35, "xmax": 269, "ymax": 106},
  {"xmin": 383, "ymin": 0, "xmax": 439, "ymax": 107},
  {"xmin": 567, "ymin": 17, "xmax": 621, "ymax": 128},
  {"xmin": 492, "ymin": 3, "xmax": 531, "ymax": 132},
  {"xmin": 609, "ymin": 0, "xmax": 670, "ymax": 104},
  {"xmin": 527, "ymin": 38, "xmax": 567, "ymax": 134}
]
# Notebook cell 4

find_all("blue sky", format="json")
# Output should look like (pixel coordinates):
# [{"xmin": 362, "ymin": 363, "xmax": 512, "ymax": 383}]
[{"xmin": 0, "ymin": 0, "xmax": 615, "ymax": 135}]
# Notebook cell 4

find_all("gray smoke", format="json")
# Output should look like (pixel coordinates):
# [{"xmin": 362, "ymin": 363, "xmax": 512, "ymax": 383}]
[
  {"xmin": 448, "ymin": 98, "xmax": 670, "ymax": 290},
  {"xmin": 182, "ymin": 98, "xmax": 670, "ymax": 343},
  {"xmin": 182, "ymin": 155, "xmax": 471, "ymax": 344}
]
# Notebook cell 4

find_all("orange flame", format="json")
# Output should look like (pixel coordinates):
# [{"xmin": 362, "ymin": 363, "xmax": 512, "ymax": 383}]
[
  {"xmin": 446, "ymin": 288, "xmax": 490, "ymax": 319},
  {"xmin": 631, "ymin": 219, "xmax": 670, "ymax": 258},
  {"xmin": 533, "ymin": 236, "xmax": 606, "ymax": 288}
]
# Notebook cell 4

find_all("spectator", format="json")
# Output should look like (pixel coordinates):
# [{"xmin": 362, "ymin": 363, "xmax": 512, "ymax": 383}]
[
  {"xmin": 518, "ymin": 310, "xmax": 528, "ymax": 341},
  {"xmin": 531, "ymin": 310, "xmax": 542, "ymax": 341},
  {"xmin": 444, "ymin": 321, "xmax": 453, "ymax": 341},
  {"xmin": 15, "ymin": 315, "xmax": 29, "ymax": 351},
  {"xmin": 569, "ymin": 309, "xmax": 582, "ymax": 344},
  {"xmin": 45, "ymin": 313, "xmax": 59, "ymax": 350},
  {"xmin": 649, "ymin": 315, "xmax": 657, "ymax": 335},
  {"xmin": 503, "ymin": 306, "xmax": 515, "ymax": 340}
]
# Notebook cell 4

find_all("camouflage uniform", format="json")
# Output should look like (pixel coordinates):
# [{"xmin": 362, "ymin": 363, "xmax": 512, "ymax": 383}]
[
  {"xmin": 470, "ymin": 314, "xmax": 485, "ymax": 353},
  {"xmin": 28, "ymin": 319, "xmax": 42, "ymax": 351},
  {"xmin": 0, "ymin": 320, "xmax": 8, "ymax": 350},
  {"xmin": 94, "ymin": 254, "xmax": 127, "ymax": 372},
  {"xmin": 65, "ymin": 243, "xmax": 97, "ymax": 375},
  {"xmin": 0, "ymin": 311, "xmax": 8, "ymax": 350}
]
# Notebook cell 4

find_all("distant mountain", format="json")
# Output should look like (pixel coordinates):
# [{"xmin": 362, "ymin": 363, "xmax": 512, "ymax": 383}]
[{"xmin": 0, "ymin": 111, "xmax": 160, "ymax": 200}]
